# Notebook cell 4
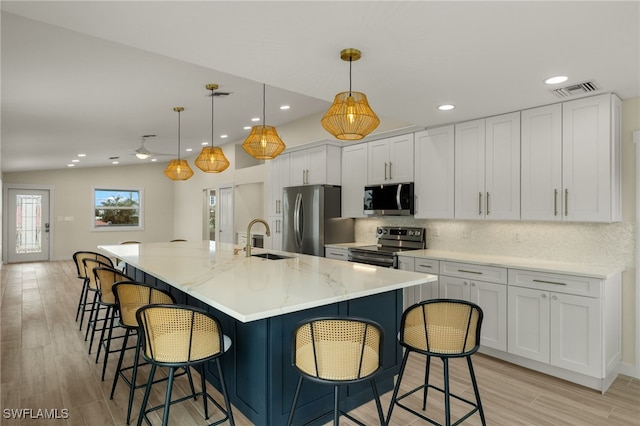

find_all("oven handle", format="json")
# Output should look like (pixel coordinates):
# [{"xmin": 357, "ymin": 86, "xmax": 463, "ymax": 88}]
[{"xmin": 348, "ymin": 252, "xmax": 395, "ymax": 267}]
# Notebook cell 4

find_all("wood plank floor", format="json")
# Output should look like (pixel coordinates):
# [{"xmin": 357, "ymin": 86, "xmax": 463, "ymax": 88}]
[{"xmin": 1, "ymin": 261, "xmax": 638, "ymax": 425}]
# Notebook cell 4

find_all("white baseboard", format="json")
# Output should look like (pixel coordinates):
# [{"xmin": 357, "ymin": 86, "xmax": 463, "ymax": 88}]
[{"xmin": 618, "ymin": 361, "xmax": 640, "ymax": 379}]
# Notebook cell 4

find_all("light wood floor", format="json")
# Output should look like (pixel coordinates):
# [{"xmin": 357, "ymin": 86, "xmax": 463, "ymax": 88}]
[{"xmin": 1, "ymin": 261, "xmax": 638, "ymax": 425}]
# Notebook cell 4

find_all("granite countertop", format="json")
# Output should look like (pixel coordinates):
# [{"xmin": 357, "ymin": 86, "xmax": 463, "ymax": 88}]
[
  {"xmin": 98, "ymin": 241, "xmax": 435, "ymax": 323},
  {"xmin": 397, "ymin": 249, "xmax": 624, "ymax": 279}
]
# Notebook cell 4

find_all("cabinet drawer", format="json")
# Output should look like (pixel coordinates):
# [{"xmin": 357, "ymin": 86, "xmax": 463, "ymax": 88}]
[
  {"xmin": 414, "ymin": 258, "xmax": 439, "ymax": 274},
  {"xmin": 508, "ymin": 269, "xmax": 601, "ymax": 298},
  {"xmin": 440, "ymin": 261, "xmax": 507, "ymax": 284},
  {"xmin": 325, "ymin": 248, "xmax": 349, "ymax": 261}
]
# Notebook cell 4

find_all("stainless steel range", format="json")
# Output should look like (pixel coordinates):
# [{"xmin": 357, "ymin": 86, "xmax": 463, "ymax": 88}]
[{"xmin": 348, "ymin": 226, "xmax": 426, "ymax": 268}]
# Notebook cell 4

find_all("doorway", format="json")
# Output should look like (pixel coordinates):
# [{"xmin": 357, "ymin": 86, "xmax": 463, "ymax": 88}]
[
  {"xmin": 6, "ymin": 188, "xmax": 51, "ymax": 263},
  {"xmin": 204, "ymin": 189, "xmax": 216, "ymax": 241},
  {"xmin": 217, "ymin": 186, "xmax": 234, "ymax": 244}
]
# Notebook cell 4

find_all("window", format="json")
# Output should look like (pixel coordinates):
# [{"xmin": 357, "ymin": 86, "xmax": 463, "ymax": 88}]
[{"xmin": 92, "ymin": 188, "xmax": 143, "ymax": 231}]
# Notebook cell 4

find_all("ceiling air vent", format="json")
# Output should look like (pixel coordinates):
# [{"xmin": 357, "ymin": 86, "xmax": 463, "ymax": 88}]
[{"xmin": 551, "ymin": 80, "xmax": 600, "ymax": 98}]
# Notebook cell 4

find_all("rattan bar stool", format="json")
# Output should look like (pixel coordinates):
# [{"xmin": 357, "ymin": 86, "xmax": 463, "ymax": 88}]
[
  {"xmin": 110, "ymin": 281, "xmax": 195, "ymax": 425},
  {"xmin": 73, "ymin": 251, "xmax": 114, "ymax": 330},
  {"xmin": 91, "ymin": 266, "xmax": 133, "ymax": 380},
  {"xmin": 81, "ymin": 257, "xmax": 114, "ymax": 338},
  {"xmin": 286, "ymin": 317, "xmax": 385, "ymax": 426},
  {"xmin": 386, "ymin": 299, "xmax": 486, "ymax": 426},
  {"xmin": 136, "ymin": 304, "xmax": 235, "ymax": 426}
]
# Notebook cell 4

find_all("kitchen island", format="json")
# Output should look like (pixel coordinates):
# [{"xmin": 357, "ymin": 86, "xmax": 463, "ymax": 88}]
[{"xmin": 98, "ymin": 240, "xmax": 436, "ymax": 425}]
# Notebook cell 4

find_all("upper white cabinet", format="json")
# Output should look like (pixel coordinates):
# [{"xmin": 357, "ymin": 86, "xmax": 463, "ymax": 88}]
[
  {"xmin": 367, "ymin": 134, "xmax": 414, "ymax": 185},
  {"xmin": 290, "ymin": 144, "xmax": 342, "ymax": 186},
  {"xmin": 521, "ymin": 93, "xmax": 622, "ymax": 222},
  {"xmin": 341, "ymin": 144, "xmax": 367, "ymax": 218},
  {"xmin": 562, "ymin": 93, "xmax": 622, "ymax": 222},
  {"xmin": 414, "ymin": 125, "xmax": 455, "ymax": 219},
  {"xmin": 454, "ymin": 112, "xmax": 520, "ymax": 220},
  {"xmin": 267, "ymin": 153, "xmax": 290, "ymax": 217}
]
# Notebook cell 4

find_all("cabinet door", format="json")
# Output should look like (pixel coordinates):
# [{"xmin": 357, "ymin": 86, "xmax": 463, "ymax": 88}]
[
  {"xmin": 388, "ymin": 134, "xmax": 414, "ymax": 183},
  {"xmin": 341, "ymin": 144, "xmax": 367, "ymax": 217},
  {"xmin": 414, "ymin": 126, "xmax": 455, "ymax": 219},
  {"xmin": 550, "ymin": 292, "xmax": 601, "ymax": 377},
  {"xmin": 367, "ymin": 139, "xmax": 390, "ymax": 184},
  {"xmin": 455, "ymin": 119, "xmax": 486, "ymax": 219},
  {"xmin": 305, "ymin": 145, "xmax": 328, "ymax": 185},
  {"xmin": 485, "ymin": 112, "xmax": 520, "ymax": 220},
  {"xmin": 562, "ymin": 94, "xmax": 613, "ymax": 222},
  {"xmin": 521, "ymin": 104, "xmax": 563, "ymax": 221},
  {"xmin": 438, "ymin": 275, "xmax": 471, "ymax": 300},
  {"xmin": 471, "ymin": 281, "xmax": 507, "ymax": 351},
  {"xmin": 289, "ymin": 150, "xmax": 308, "ymax": 186},
  {"xmin": 267, "ymin": 216, "xmax": 283, "ymax": 251},
  {"xmin": 418, "ymin": 282, "xmax": 439, "ymax": 302},
  {"xmin": 325, "ymin": 247, "xmax": 349, "ymax": 261},
  {"xmin": 397, "ymin": 256, "xmax": 416, "ymax": 311},
  {"xmin": 507, "ymin": 286, "xmax": 550, "ymax": 363},
  {"xmin": 267, "ymin": 153, "xmax": 290, "ymax": 216}
]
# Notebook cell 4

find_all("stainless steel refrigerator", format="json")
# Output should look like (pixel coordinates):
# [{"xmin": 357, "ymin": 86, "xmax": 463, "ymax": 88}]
[{"xmin": 282, "ymin": 185, "xmax": 354, "ymax": 256}]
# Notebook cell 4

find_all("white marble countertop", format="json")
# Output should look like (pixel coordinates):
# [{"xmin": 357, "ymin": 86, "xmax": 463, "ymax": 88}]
[
  {"xmin": 396, "ymin": 249, "xmax": 624, "ymax": 279},
  {"xmin": 98, "ymin": 241, "xmax": 436, "ymax": 323}
]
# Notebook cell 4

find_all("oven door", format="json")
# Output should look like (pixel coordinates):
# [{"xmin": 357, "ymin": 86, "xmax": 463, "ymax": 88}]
[{"xmin": 348, "ymin": 248, "xmax": 395, "ymax": 268}]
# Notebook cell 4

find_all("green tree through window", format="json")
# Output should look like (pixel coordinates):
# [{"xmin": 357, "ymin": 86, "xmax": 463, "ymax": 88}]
[{"xmin": 94, "ymin": 189, "xmax": 141, "ymax": 228}]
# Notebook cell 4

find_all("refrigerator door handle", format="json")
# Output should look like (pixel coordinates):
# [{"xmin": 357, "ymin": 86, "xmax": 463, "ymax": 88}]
[{"xmin": 294, "ymin": 192, "xmax": 304, "ymax": 250}]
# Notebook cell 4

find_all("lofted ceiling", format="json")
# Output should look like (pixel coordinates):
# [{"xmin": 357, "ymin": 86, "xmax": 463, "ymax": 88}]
[{"xmin": 2, "ymin": 1, "xmax": 639, "ymax": 173}]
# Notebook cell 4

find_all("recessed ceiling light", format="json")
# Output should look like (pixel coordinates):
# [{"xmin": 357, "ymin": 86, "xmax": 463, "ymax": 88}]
[
  {"xmin": 201, "ymin": 141, "xmax": 209, "ymax": 146},
  {"xmin": 438, "ymin": 104, "xmax": 455, "ymax": 111},
  {"xmin": 243, "ymin": 126, "xmax": 251, "ymax": 130},
  {"xmin": 112, "ymin": 161, "xmax": 119, "ymax": 165},
  {"xmin": 251, "ymin": 117, "xmax": 260, "ymax": 122},
  {"xmin": 280, "ymin": 105, "xmax": 290, "ymax": 110},
  {"xmin": 151, "ymin": 158, "xmax": 158, "ymax": 162},
  {"xmin": 78, "ymin": 153, "xmax": 86, "ymax": 157},
  {"xmin": 67, "ymin": 164, "xmax": 75, "ymax": 167},
  {"xmin": 545, "ymin": 75, "xmax": 568, "ymax": 85},
  {"xmin": 220, "ymin": 134, "xmax": 228, "ymax": 139},
  {"xmin": 186, "ymin": 148, "xmax": 193, "ymax": 152},
  {"xmin": 72, "ymin": 159, "xmax": 79, "ymax": 163}
]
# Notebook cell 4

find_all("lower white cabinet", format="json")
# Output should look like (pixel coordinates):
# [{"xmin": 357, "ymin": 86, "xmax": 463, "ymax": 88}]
[
  {"xmin": 325, "ymin": 246, "xmax": 349, "ymax": 261},
  {"xmin": 507, "ymin": 269, "xmax": 618, "ymax": 381},
  {"xmin": 397, "ymin": 256, "xmax": 439, "ymax": 311},
  {"xmin": 439, "ymin": 262, "xmax": 508, "ymax": 352},
  {"xmin": 266, "ymin": 216, "xmax": 283, "ymax": 251}
]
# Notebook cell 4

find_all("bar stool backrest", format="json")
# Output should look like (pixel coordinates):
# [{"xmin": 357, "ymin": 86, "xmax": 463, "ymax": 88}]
[
  {"xmin": 82, "ymin": 258, "xmax": 113, "ymax": 291},
  {"xmin": 74, "ymin": 251, "xmax": 113, "ymax": 279},
  {"xmin": 136, "ymin": 304, "xmax": 226, "ymax": 366},
  {"xmin": 113, "ymin": 282, "xmax": 175, "ymax": 328},
  {"xmin": 93, "ymin": 267, "xmax": 132, "ymax": 305},
  {"xmin": 400, "ymin": 299, "xmax": 483, "ymax": 357},
  {"xmin": 292, "ymin": 317, "xmax": 383, "ymax": 383}
]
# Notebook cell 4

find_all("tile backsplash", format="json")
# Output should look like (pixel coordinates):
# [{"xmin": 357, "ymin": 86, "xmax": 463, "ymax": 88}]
[{"xmin": 355, "ymin": 218, "xmax": 635, "ymax": 268}]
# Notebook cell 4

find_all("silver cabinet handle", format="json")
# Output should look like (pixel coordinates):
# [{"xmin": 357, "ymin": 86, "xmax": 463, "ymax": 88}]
[
  {"xmin": 418, "ymin": 264, "xmax": 432, "ymax": 268},
  {"xmin": 565, "ymin": 188, "xmax": 568, "ymax": 216},
  {"xmin": 554, "ymin": 189, "xmax": 558, "ymax": 216},
  {"xmin": 541, "ymin": 293, "xmax": 547, "ymax": 299},
  {"xmin": 471, "ymin": 282, "xmax": 476, "ymax": 287},
  {"xmin": 463, "ymin": 281, "xmax": 469, "ymax": 286},
  {"xmin": 533, "ymin": 279, "xmax": 567, "ymax": 286},
  {"xmin": 458, "ymin": 269, "xmax": 483, "ymax": 274},
  {"xmin": 478, "ymin": 192, "xmax": 482, "ymax": 215},
  {"xmin": 486, "ymin": 192, "xmax": 490, "ymax": 216},
  {"xmin": 389, "ymin": 161, "xmax": 392, "ymax": 180},
  {"xmin": 384, "ymin": 162, "xmax": 388, "ymax": 180},
  {"xmin": 552, "ymin": 295, "xmax": 558, "ymax": 300}
]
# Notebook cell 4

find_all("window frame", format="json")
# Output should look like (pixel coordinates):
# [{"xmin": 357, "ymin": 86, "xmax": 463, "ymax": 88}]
[{"xmin": 91, "ymin": 187, "xmax": 144, "ymax": 232}]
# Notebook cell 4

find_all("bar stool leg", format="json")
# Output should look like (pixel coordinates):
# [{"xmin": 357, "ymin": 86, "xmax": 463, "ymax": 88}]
[
  {"xmin": 443, "ymin": 358, "xmax": 451, "ymax": 426},
  {"xmin": 467, "ymin": 356, "xmax": 487, "ymax": 426},
  {"xmin": 385, "ymin": 350, "xmax": 409, "ymax": 424},
  {"xmin": 100, "ymin": 309, "xmax": 117, "ymax": 380},
  {"xmin": 286, "ymin": 377, "xmax": 303, "ymax": 426},
  {"xmin": 76, "ymin": 279, "xmax": 88, "ymax": 323},
  {"xmin": 370, "ymin": 379, "xmax": 385, "ymax": 425},
  {"xmin": 215, "ymin": 359, "xmax": 235, "ymax": 426},
  {"xmin": 161, "ymin": 367, "xmax": 176, "ymax": 426},
  {"xmin": 137, "ymin": 364, "xmax": 157, "ymax": 426},
  {"xmin": 199, "ymin": 364, "xmax": 209, "ymax": 419},
  {"xmin": 333, "ymin": 385, "xmax": 340, "ymax": 425},
  {"xmin": 423, "ymin": 355, "xmax": 431, "ymax": 410},
  {"xmin": 109, "ymin": 328, "xmax": 131, "ymax": 399}
]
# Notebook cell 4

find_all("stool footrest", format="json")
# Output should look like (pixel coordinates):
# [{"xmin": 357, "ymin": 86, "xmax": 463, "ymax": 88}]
[
  {"xmin": 141, "ymin": 389, "xmax": 230, "ymax": 426},
  {"xmin": 393, "ymin": 383, "xmax": 480, "ymax": 426}
]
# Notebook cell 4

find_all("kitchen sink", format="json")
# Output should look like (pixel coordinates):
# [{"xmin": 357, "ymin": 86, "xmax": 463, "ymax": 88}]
[{"xmin": 251, "ymin": 252, "xmax": 292, "ymax": 260}]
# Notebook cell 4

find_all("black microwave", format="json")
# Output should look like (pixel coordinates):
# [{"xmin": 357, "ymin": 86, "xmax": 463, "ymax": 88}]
[{"xmin": 363, "ymin": 182, "xmax": 415, "ymax": 216}]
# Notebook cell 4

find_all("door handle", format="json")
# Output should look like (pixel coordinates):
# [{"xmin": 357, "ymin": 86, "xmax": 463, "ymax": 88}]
[
  {"xmin": 554, "ymin": 189, "xmax": 558, "ymax": 216},
  {"xmin": 389, "ymin": 162, "xmax": 392, "ymax": 180},
  {"xmin": 384, "ymin": 162, "xmax": 388, "ymax": 180},
  {"xmin": 45, "ymin": 223, "xmax": 50, "ymax": 233},
  {"xmin": 486, "ymin": 192, "xmax": 490, "ymax": 216},
  {"xmin": 478, "ymin": 192, "xmax": 482, "ymax": 215},
  {"xmin": 564, "ymin": 189, "xmax": 568, "ymax": 216}
]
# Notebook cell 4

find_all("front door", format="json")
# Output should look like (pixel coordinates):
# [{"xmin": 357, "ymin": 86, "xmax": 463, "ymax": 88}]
[
  {"xmin": 218, "ymin": 186, "xmax": 234, "ymax": 244},
  {"xmin": 7, "ymin": 188, "xmax": 51, "ymax": 263}
]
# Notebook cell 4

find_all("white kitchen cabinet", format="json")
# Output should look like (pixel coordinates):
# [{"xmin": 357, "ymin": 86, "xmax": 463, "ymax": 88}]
[
  {"xmin": 290, "ymin": 144, "xmax": 341, "ymax": 186},
  {"xmin": 266, "ymin": 216, "xmax": 283, "ymax": 251},
  {"xmin": 508, "ymin": 269, "xmax": 620, "ymax": 381},
  {"xmin": 367, "ymin": 134, "xmax": 414, "ymax": 185},
  {"xmin": 325, "ymin": 246, "xmax": 349, "ymax": 261},
  {"xmin": 521, "ymin": 94, "xmax": 622, "ymax": 222},
  {"xmin": 398, "ymin": 256, "xmax": 438, "ymax": 312},
  {"xmin": 562, "ymin": 93, "xmax": 622, "ymax": 222},
  {"xmin": 439, "ymin": 261, "xmax": 508, "ymax": 351},
  {"xmin": 454, "ymin": 113, "xmax": 520, "ymax": 220},
  {"xmin": 341, "ymin": 143, "xmax": 367, "ymax": 217},
  {"xmin": 414, "ymin": 126, "xmax": 455, "ymax": 219},
  {"xmin": 267, "ymin": 153, "xmax": 290, "ymax": 217}
]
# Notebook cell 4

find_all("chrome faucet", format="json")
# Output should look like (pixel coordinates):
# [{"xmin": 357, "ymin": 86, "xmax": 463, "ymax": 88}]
[{"xmin": 246, "ymin": 218, "xmax": 271, "ymax": 257}]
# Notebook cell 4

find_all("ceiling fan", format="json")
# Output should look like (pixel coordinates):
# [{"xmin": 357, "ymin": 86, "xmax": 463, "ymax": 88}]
[{"xmin": 133, "ymin": 135, "xmax": 173, "ymax": 159}]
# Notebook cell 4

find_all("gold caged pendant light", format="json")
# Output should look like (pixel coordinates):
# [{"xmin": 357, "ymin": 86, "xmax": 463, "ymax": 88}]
[
  {"xmin": 321, "ymin": 48, "xmax": 380, "ymax": 140},
  {"xmin": 195, "ymin": 83, "xmax": 230, "ymax": 173},
  {"xmin": 164, "ymin": 107, "xmax": 194, "ymax": 181},
  {"xmin": 242, "ymin": 83, "xmax": 286, "ymax": 160}
]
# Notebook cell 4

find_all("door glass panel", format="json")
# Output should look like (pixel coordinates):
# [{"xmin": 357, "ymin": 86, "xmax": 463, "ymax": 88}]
[{"xmin": 15, "ymin": 194, "xmax": 42, "ymax": 254}]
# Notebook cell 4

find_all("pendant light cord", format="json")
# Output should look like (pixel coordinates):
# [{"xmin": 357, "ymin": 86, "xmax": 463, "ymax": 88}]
[
  {"xmin": 177, "ymin": 109, "xmax": 181, "ymax": 159},
  {"xmin": 211, "ymin": 89, "xmax": 215, "ymax": 147},
  {"xmin": 262, "ymin": 83, "xmax": 266, "ymax": 126}
]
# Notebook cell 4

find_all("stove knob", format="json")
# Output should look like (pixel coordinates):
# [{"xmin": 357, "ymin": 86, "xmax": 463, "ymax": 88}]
[
  {"xmin": 415, "ymin": 230, "xmax": 421, "ymax": 236},
  {"xmin": 408, "ymin": 230, "xmax": 414, "ymax": 236}
]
